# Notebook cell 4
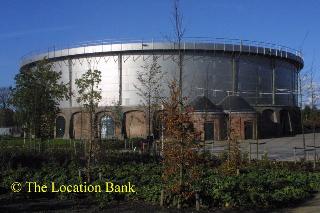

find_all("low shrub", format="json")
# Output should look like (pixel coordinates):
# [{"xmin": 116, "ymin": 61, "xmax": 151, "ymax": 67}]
[
  {"xmin": 1, "ymin": 150, "xmax": 320, "ymax": 210},
  {"xmin": 201, "ymin": 169, "xmax": 320, "ymax": 209}
]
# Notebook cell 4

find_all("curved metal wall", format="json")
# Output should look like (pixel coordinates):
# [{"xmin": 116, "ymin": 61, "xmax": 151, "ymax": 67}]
[{"xmin": 23, "ymin": 44, "xmax": 301, "ymax": 109}]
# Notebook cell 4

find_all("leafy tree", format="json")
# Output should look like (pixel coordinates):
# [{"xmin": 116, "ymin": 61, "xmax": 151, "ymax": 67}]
[
  {"xmin": 0, "ymin": 108, "xmax": 14, "ymax": 127},
  {"xmin": 75, "ymin": 69, "xmax": 102, "ymax": 182},
  {"xmin": 220, "ymin": 128, "xmax": 244, "ymax": 175},
  {"xmin": 134, "ymin": 56, "xmax": 165, "ymax": 143},
  {"xmin": 0, "ymin": 87, "xmax": 15, "ymax": 127},
  {"xmin": 111, "ymin": 100, "xmax": 123, "ymax": 139},
  {"xmin": 162, "ymin": 80, "xmax": 201, "ymax": 208},
  {"xmin": 303, "ymin": 105, "xmax": 312, "ymax": 121},
  {"xmin": 0, "ymin": 87, "xmax": 11, "ymax": 109},
  {"xmin": 11, "ymin": 58, "xmax": 69, "ymax": 140},
  {"xmin": 172, "ymin": 0, "xmax": 185, "ymax": 104}
]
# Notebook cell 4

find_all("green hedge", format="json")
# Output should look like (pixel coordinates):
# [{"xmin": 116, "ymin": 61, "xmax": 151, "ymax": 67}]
[
  {"xmin": 200, "ymin": 169, "xmax": 320, "ymax": 209},
  {"xmin": 1, "ymin": 151, "xmax": 320, "ymax": 210}
]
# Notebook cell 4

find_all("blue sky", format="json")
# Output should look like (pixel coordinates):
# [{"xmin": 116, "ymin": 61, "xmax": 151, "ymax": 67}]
[{"xmin": 1, "ymin": 0, "xmax": 320, "ymax": 87}]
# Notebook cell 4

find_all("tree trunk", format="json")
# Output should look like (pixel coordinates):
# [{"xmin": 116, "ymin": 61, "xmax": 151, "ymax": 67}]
[
  {"xmin": 178, "ymin": 143, "xmax": 183, "ymax": 209},
  {"xmin": 87, "ymin": 110, "xmax": 94, "ymax": 183}
]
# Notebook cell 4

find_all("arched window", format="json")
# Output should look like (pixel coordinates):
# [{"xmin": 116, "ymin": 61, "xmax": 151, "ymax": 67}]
[
  {"xmin": 101, "ymin": 115, "xmax": 115, "ymax": 139},
  {"xmin": 56, "ymin": 116, "xmax": 65, "ymax": 138}
]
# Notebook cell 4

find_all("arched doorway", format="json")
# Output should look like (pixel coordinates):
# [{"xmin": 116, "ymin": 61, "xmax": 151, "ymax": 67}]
[
  {"xmin": 280, "ymin": 109, "xmax": 292, "ymax": 136},
  {"xmin": 204, "ymin": 122, "xmax": 214, "ymax": 140},
  {"xmin": 244, "ymin": 121, "xmax": 254, "ymax": 139},
  {"xmin": 261, "ymin": 109, "xmax": 276, "ymax": 138},
  {"xmin": 124, "ymin": 111, "xmax": 147, "ymax": 138},
  {"xmin": 56, "ymin": 116, "xmax": 65, "ymax": 138},
  {"xmin": 100, "ymin": 115, "xmax": 115, "ymax": 139},
  {"xmin": 69, "ymin": 112, "xmax": 90, "ymax": 139}
]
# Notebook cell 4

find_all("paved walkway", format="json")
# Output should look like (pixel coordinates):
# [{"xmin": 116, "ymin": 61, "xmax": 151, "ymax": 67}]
[
  {"xmin": 286, "ymin": 193, "xmax": 320, "ymax": 213},
  {"xmin": 204, "ymin": 133, "xmax": 320, "ymax": 212},
  {"xmin": 205, "ymin": 133, "xmax": 320, "ymax": 161}
]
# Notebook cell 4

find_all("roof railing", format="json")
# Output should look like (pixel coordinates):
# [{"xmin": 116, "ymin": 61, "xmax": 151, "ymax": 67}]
[{"xmin": 20, "ymin": 37, "xmax": 303, "ymax": 66}]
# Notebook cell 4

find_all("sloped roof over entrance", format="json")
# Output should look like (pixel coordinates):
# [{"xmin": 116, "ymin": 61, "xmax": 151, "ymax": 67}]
[
  {"xmin": 218, "ymin": 95, "xmax": 255, "ymax": 112},
  {"xmin": 190, "ymin": 96, "xmax": 222, "ymax": 112}
]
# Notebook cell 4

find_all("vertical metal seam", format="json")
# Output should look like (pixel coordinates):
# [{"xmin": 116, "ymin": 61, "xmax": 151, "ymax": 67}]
[
  {"xmin": 68, "ymin": 59, "xmax": 73, "ymax": 108},
  {"xmin": 118, "ymin": 53, "xmax": 122, "ymax": 106},
  {"xmin": 272, "ymin": 59, "xmax": 276, "ymax": 105}
]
